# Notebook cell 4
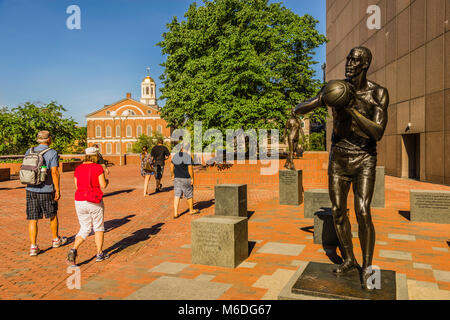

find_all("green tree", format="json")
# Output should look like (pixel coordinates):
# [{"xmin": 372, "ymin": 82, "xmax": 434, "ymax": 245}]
[
  {"xmin": 0, "ymin": 102, "xmax": 84, "ymax": 155},
  {"xmin": 158, "ymin": 0, "xmax": 327, "ymax": 134},
  {"xmin": 304, "ymin": 132, "xmax": 325, "ymax": 151},
  {"xmin": 132, "ymin": 132, "xmax": 169, "ymax": 154}
]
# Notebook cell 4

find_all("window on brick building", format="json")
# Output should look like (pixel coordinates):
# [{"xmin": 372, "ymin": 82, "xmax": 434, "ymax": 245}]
[
  {"xmin": 106, "ymin": 143, "xmax": 112, "ymax": 154},
  {"xmin": 126, "ymin": 142, "xmax": 132, "ymax": 153},
  {"xmin": 147, "ymin": 125, "xmax": 152, "ymax": 136},
  {"xmin": 126, "ymin": 125, "xmax": 132, "ymax": 137},
  {"xmin": 116, "ymin": 125, "xmax": 120, "ymax": 137},
  {"xmin": 106, "ymin": 126, "xmax": 112, "ymax": 137},
  {"xmin": 96, "ymin": 126, "xmax": 101, "ymax": 138},
  {"xmin": 116, "ymin": 142, "xmax": 120, "ymax": 154},
  {"xmin": 157, "ymin": 125, "xmax": 162, "ymax": 134},
  {"xmin": 137, "ymin": 125, "xmax": 142, "ymax": 137}
]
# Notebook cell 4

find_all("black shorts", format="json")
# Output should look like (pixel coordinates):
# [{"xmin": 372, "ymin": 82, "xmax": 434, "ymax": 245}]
[
  {"xmin": 155, "ymin": 165, "xmax": 165, "ymax": 180},
  {"xmin": 26, "ymin": 191, "xmax": 58, "ymax": 220},
  {"xmin": 328, "ymin": 146, "xmax": 377, "ymax": 183}
]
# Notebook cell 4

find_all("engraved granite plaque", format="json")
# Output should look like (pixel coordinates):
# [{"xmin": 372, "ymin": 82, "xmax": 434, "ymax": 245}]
[
  {"xmin": 279, "ymin": 170, "xmax": 303, "ymax": 206},
  {"xmin": 191, "ymin": 216, "xmax": 248, "ymax": 268},
  {"xmin": 410, "ymin": 190, "xmax": 450, "ymax": 224}
]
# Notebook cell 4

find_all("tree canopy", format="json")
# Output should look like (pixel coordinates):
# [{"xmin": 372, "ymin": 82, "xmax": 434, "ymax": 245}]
[
  {"xmin": 131, "ymin": 131, "xmax": 170, "ymax": 154},
  {"xmin": 0, "ymin": 102, "xmax": 86, "ymax": 155},
  {"xmin": 158, "ymin": 0, "xmax": 327, "ymax": 133}
]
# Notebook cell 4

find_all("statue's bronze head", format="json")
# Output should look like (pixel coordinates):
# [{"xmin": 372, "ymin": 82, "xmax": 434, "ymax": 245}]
[{"xmin": 345, "ymin": 47, "xmax": 372, "ymax": 79}]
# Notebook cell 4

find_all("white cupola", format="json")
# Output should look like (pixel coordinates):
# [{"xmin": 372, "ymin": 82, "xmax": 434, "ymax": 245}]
[{"xmin": 140, "ymin": 68, "xmax": 156, "ymax": 105}]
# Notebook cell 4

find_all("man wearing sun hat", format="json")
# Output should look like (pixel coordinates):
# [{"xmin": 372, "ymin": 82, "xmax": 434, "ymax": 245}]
[{"xmin": 25, "ymin": 130, "xmax": 67, "ymax": 256}]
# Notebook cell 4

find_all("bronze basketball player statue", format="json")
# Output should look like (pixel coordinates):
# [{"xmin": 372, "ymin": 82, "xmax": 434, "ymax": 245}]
[
  {"xmin": 292, "ymin": 47, "xmax": 389, "ymax": 290},
  {"xmin": 284, "ymin": 111, "xmax": 305, "ymax": 171}
]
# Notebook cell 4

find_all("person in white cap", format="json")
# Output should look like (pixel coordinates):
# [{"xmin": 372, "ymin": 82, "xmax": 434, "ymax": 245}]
[
  {"xmin": 25, "ymin": 130, "xmax": 67, "ymax": 256},
  {"xmin": 66, "ymin": 147, "xmax": 109, "ymax": 265},
  {"xmin": 92, "ymin": 144, "xmax": 110, "ymax": 175}
]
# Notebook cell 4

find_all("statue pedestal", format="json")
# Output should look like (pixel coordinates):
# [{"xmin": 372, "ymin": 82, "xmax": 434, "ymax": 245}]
[
  {"xmin": 279, "ymin": 170, "xmax": 303, "ymax": 206},
  {"xmin": 278, "ymin": 262, "xmax": 408, "ymax": 300}
]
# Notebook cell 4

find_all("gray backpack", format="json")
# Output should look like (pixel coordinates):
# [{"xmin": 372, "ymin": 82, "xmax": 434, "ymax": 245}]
[{"xmin": 19, "ymin": 147, "xmax": 52, "ymax": 185}]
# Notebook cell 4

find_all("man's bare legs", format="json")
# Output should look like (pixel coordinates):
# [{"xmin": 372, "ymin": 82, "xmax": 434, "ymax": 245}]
[
  {"xmin": 29, "ymin": 215, "xmax": 60, "ymax": 246},
  {"xmin": 50, "ymin": 215, "xmax": 59, "ymax": 239},
  {"xmin": 174, "ymin": 197, "xmax": 198, "ymax": 218},
  {"xmin": 174, "ymin": 196, "xmax": 181, "ymax": 218},
  {"xmin": 29, "ymin": 220, "xmax": 38, "ymax": 246}
]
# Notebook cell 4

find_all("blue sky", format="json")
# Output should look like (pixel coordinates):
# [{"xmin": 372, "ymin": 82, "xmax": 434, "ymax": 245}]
[{"xmin": 0, "ymin": 0, "xmax": 326, "ymax": 126}]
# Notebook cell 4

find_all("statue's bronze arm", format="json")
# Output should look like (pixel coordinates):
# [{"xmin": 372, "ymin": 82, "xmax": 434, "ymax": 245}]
[
  {"xmin": 292, "ymin": 92, "xmax": 324, "ymax": 116},
  {"xmin": 346, "ymin": 88, "xmax": 389, "ymax": 141}
]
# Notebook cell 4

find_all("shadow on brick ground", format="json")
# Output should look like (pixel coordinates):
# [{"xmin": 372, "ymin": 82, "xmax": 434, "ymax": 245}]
[
  {"xmin": 103, "ymin": 189, "xmax": 136, "ymax": 198},
  {"xmin": 104, "ymin": 223, "xmax": 164, "ymax": 258}
]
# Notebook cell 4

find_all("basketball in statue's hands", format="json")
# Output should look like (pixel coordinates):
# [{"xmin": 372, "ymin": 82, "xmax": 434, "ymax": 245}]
[{"xmin": 321, "ymin": 80, "xmax": 353, "ymax": 109}]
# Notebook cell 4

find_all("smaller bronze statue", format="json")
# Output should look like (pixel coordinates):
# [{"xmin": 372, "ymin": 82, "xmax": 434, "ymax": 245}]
[{"xmin": 283, "ymin": 111, "xmax": 305, "ymax": 171}]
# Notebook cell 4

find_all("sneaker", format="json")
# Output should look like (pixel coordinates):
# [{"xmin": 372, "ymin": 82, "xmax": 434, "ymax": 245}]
[
  {"xmin": 30, "ymin": 246, "xmax": 40, "ymax": 256},
  {"xmin": 66, "ymin": 249, "xmax": 77, "ymax": 266},
  {"xmin": 52, "ymin": 236, "xmax": 68, "ymax": 248},
  {"xmin": 96, "ymin": 252, "xmax": 109, "ymax": 262}
]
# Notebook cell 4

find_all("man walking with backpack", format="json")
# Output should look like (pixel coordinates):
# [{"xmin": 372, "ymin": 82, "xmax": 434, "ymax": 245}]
[{"xmin": 22, "ymin": 131, "xmax": 67, "ymax": 256}]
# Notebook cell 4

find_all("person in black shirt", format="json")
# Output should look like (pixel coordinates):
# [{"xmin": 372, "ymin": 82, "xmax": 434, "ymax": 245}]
[
  {"xmin": 151, "ymin": 139, "xmax": 170, "ymax": 192},
  {"xmin": 170, "ymin": 143, "xmax": 199, "ymax": 218}
]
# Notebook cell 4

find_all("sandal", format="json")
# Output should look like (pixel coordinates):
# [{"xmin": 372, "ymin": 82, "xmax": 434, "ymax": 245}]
[{"xmin": 189, "ymin": 210, "xmax": 200, "ymax": 215}]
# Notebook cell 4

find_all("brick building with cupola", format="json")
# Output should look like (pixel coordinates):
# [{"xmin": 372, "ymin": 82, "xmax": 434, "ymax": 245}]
[{"xmin": 86, "ymin": 74, "xmax": 171, "ymax": 155}]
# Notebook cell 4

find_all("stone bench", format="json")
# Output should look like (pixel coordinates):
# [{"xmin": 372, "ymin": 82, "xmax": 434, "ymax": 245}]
[
  {"xmin": 191, "ymin": 216, "xmax": 248, "ymax": 268},
  {"xmin": 215, "ymin": 184, "xmax": 247, "ymax": 217},
  {"xmin": 410, "ymin": 190, "xmax": 450, "ymax": 224}
]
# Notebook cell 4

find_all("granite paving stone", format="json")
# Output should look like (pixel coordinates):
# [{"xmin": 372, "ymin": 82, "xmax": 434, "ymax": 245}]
[
  {"xmin": 257, "ymin": 242, "xmax": 305, "ymax": 256},
  {"xmin": 149, "ymin": 262, "xmax": 190, "ymax": 275},
  {"xmin": 388, "ymin": 234, "xmax": 416, "ymax": 241},
  {"xmin": 379, "ymin": 250, "xmax": 413, "ymax": 261},
  {"xmin": 125, "ymin": 276, "xmax": 232, "ymax": 300}
]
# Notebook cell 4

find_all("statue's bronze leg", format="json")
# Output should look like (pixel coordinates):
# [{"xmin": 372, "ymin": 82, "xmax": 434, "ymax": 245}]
[
  {"xmin": 329, "ymin": 174, "xmax": 358, "ymax": 273},
  {"xmin": 353, "ymin": 176, "xmax": 376, "ymax": 289},
  {"xmin": 287, "ymin": 133, "xmax": 296, "ymax": 170},
  {"xmin": 353, "ymin": 176, "xmax": 375, "ymax": 268}
]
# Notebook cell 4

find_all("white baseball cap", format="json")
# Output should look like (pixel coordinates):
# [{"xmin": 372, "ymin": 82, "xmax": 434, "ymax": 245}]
[{"xmin": 85, "ymin": 147, "xmax": 99, "ymax": 155}]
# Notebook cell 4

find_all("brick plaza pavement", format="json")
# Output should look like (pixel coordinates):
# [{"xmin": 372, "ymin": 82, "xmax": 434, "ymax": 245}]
[{"xmin": 0, "ymin": 164, "xmax": 449, "ymax": 300}]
